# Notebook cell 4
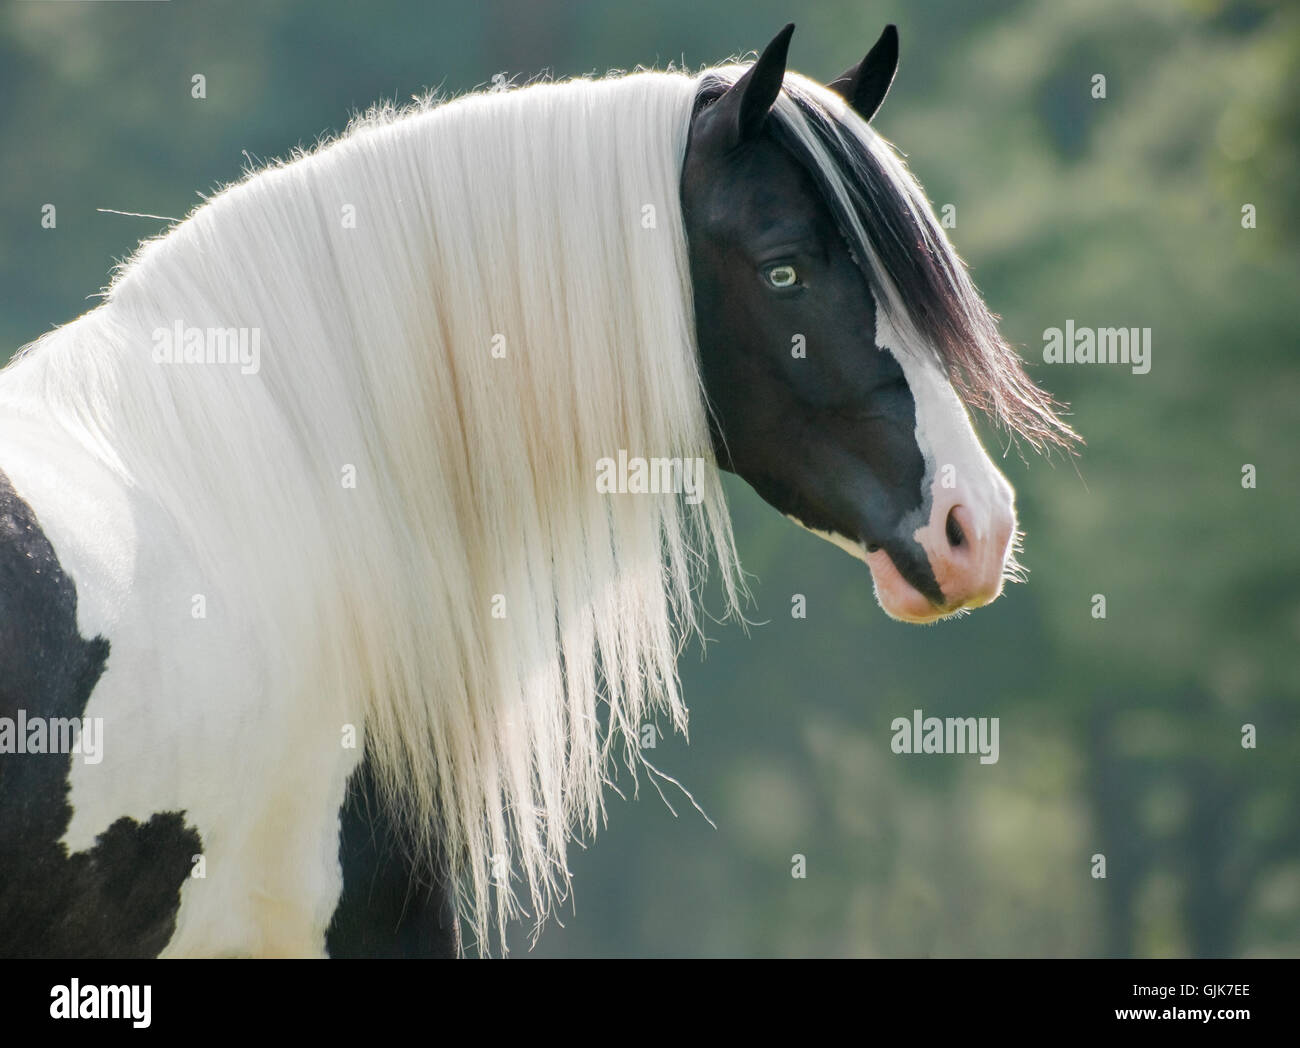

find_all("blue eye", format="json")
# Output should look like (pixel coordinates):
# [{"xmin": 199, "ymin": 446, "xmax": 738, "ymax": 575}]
[{"xmin": 763, "ymin": 263, "xmax": 799, "ymax": 289}]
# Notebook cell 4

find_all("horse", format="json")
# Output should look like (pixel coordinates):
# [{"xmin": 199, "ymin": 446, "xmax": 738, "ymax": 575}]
[{"xmin": 0, "ymin": 23, "xmax": 1074, "ymax": 958}]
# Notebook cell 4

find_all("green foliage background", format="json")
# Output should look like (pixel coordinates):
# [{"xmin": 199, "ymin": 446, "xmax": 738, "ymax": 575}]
[{"xmin": 2, "ymin": 0, "xmax": 1296, "ymax": 956}]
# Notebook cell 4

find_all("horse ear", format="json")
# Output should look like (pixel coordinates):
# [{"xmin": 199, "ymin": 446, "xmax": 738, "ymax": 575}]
[
  {"xmin": 712, "ymin": 23, "xmax": 795, "ymax": 149},
  {"xmin": 829, "ymin": 24, "xmax": 899, "ymax": 123}
]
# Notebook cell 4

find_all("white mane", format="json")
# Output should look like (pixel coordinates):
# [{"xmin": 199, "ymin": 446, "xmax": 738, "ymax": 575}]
[{"xmin": 1, "ymin": 70, "xmax": 745, "ymax": 951}]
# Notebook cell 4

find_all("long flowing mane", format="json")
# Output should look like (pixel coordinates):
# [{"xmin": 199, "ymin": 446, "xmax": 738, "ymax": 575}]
[{"xmin": 1, "ymin": 69, "xmax": 743, "ymax": 951}]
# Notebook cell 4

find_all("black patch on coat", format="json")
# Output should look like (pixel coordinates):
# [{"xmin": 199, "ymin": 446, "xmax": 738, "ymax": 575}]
[
  {"xmin": 0, "ymin": 468, "xmax": 201, "ymax": 958},
  {"xmin": 326, "ymin": 753, "xmax": 460, "ymax": 958}
]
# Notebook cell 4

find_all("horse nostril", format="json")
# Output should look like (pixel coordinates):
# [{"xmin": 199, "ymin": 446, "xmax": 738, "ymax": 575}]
[{"xmin": 945, "ymin": 506, "xmax": 966, "ymax": 549}]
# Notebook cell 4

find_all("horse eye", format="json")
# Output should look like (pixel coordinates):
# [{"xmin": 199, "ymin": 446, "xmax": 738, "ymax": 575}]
[{"xmin": 763, "ymin": 264, "xmax": 799, "ymax": 289}]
